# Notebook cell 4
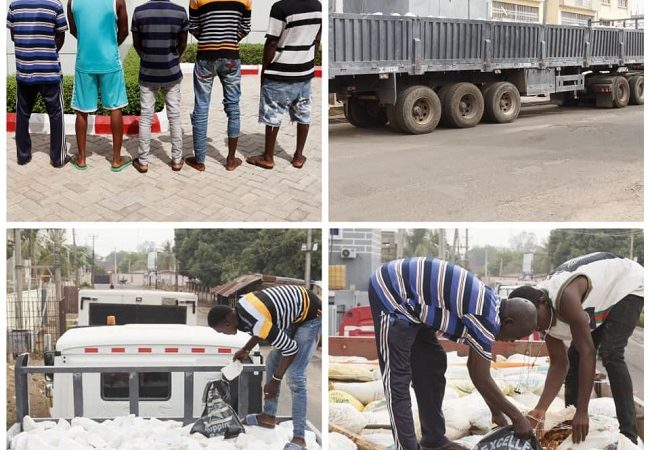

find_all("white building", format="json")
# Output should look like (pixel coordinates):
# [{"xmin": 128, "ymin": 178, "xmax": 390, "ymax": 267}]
[{"xmin": 7, "ymin": 0, "xmax": 275, "ymax": 75}]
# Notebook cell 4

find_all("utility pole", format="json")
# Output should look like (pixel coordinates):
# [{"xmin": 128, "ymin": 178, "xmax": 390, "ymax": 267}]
[
  {"xmin": 304, "ymin": 229, "xmax": 313, "ymax": 290},
  {"xmin": 90, "ymin": 234, "xmax": 97, "ymax": 288},
  {"xmin": 113, "ymin": 247, "xmax": 117, "ymax": 286},
  {"xmin": 438, "ymin": 229, "xmax": 445, "ymax": 259},
  {"xmin": 629, "ymin": 230, "xmax": 635, "ymax": 260},
  {"xmin": 54, "ymin": 244, "xmax": 62, "ymax": 305},
  {"xmin": 72, "ymin": 229, "xmax": 80, "ymax": 290},
  {"xmin": 484, "ymin": 247, "xmax": 489, "ymax": 281},
  {"xmin": 174, "ymin": 255, "xmax": 179, "ymax": 292},
  {"xmin": 14, "ymin": 229, "xmax": 24, "ymax": 330}
]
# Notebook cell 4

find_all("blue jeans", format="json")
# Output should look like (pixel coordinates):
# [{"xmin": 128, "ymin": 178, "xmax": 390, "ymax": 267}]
[
  {"xmin": 263, "ymin": 317, "xmax": 321, "ymax": 439},
  {"xmin": 191, "ymin": 58, "xmax": 241, "ymax": 162}
]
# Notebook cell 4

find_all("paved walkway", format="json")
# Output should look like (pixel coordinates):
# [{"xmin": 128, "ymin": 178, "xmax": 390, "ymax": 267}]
[{"xmin": 7, "ymin": 75, "xmax": 322, "ymax": 222}]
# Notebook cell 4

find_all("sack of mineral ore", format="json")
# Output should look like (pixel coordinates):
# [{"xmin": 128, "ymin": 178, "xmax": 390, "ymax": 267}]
[
  {"xmin": 474, "ymin": 425, "xmax": 543, "ymax": 450},
  {"xmin": 191, "ymin": 379, "xmax": 245, "ymax": 438}
]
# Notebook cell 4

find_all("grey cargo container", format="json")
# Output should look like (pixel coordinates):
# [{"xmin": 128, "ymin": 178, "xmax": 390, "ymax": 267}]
[{"xmin": 329, "ymin": 13, "xmax": 644, "ymax": 134}]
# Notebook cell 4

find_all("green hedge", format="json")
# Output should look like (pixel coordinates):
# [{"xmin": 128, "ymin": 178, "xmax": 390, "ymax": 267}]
[
  {"xmin": 180, "ymin": 43, "xmax": 322, "ymax": 65},
  {"xmin": 7, "ymin": 48, "xmax": 165, "ymax": 115}
]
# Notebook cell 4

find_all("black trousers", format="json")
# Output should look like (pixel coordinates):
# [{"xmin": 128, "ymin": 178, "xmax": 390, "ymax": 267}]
[
  {"xmin": 564, "ymin": 295, "xmax": 643, "ymax": 443},
  {"xmin": 16, "ymin": 81, "xmax": 67, "ymax": 166},
  {"xmin": 369, "ymin": 285, "xmax": 448, "ymax": 450}
]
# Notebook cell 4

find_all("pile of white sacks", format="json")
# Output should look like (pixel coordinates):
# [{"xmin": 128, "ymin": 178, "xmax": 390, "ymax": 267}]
[
  {"xmin": 10, "ymin": 416, "xmax": 321, "ymax": 450},
  {"xmin": 328, "ymin": 352, "xmax": 642, "ymax": 450}
]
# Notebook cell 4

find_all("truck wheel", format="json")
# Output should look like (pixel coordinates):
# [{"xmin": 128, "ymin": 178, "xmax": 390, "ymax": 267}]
[
  {"xmin": 344, "ymin": 97, "xmax": 388, "ymax": 127},
  {"xmin": 440, "ymin": 82, "xmax": 484, "ymax": 128},
  {"xmin": 612, "ymin": 76, "xmax": 630, "ymax": 108},
  {"xmin": 629, "ymin": 75, "xmax": 644, "ymax": 105},
  {"xmin": 483, "ymin": 82, "xmax": 521, "ymax": 123},
  {"xmin": 395, "ymin": 85, "xmax": 441, "ymax": 134}
]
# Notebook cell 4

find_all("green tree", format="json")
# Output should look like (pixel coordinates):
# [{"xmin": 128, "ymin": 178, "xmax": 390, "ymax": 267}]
[
  {"xmin": 403, "ymin": 229, "xmax": 441, "ymax": 257},
  {"xmin": 547, "ymin": 229, "xmax": 643, "ymax": 267}
]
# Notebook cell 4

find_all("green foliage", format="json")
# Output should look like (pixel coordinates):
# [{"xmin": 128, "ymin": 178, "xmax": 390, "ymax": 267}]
[
  {"xmin": 7, "ymin": 48, "xmax": 164, "ymax": 115},
  {"xmin": 174, "ymin": 229, "xmax": 322, "ymax": 287},
  {"xmin": 547, "ymin": 229, "xmax": 643, "ymax": 267},
  {"xmin": 180, "ymin": 43, "xmax": 322, "ymax": 65}
]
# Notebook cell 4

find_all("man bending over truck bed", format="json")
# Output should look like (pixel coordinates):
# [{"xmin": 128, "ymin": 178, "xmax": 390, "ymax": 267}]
[
  {"xmin": 509, "ymin": 252, "xmax": 644, "ymax": 445},
  {"xmin": 370, "ymin": 257, "xmax": 538, "ymax": 450},
  {"xmin": 208, "ymin": 285, "xmax": 322, "ymax": 450}
]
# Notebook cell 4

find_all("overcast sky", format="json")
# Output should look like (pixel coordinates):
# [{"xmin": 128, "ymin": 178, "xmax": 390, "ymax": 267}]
[{"xmin": 66, "ymin": 229, "xmax": 175, "ymax": 257}]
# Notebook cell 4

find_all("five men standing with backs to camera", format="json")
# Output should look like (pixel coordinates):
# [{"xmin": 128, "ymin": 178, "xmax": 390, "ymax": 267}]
[{"xmin": 7, "ymin": 0, "xmax": 321, "ymax": 172}]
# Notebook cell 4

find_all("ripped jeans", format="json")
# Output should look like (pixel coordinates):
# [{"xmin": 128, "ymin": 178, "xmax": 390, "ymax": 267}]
[
  {"xmin": 191, "ymin": 58, "xmax": 241, "ymax": 163},
  {"xmin": 263, "ymin": 317, "xmax": 321, "ymax": 438}
]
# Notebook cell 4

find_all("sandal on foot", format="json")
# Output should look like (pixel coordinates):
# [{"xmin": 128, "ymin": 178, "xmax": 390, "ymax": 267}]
[
  {"xmin": 171, "ymin": 160, "xmax": 184, "ymax": 171},
  {"xmin": 185, "ymin": 156, "xmax": 205, "ymax": 172},
  {"xmin": 225, "ymin": 157, "xmax": 242, "ymax": 171},
  {"xmin": 71, "ymin": 157, "xmax": 88, "ymax": 170},
  {"xmin": 111, "ymin": 156, "xmax": 132, "ymax": 172},
  {"xmin": 132, "ymin": 157, "xmax": 148, "ymax": 173},
  {"xmin": 242, "ymin": 414, "xmax": 275, "ymax": 429},
  {"xmin": 246, "ymin": 155, "xmax": 274, "ymax": 169},
  {"xmin": 291, "ymin": 156, "xmax": 307, "ymax": 169}
]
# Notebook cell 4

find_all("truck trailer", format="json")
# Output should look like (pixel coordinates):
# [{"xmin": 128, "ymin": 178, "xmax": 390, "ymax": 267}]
[{"xmin": 329, "ymin": 14, "xmax": 644, "ymax": 134}]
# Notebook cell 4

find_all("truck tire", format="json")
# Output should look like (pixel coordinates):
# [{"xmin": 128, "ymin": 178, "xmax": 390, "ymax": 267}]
[
  {"xmin": 612, "ymin": 76, "xmax": 630, "ymax": 108},
  {"xmin": 344, "ymin": 97, "xmax": 388, "ymax": 127},
  {"xmin": 482, "ymin": 82, "xmax": 521, "ymax": 123},
  {"xmin": 394, "ymin": 85, "xmax": 441, "ymax": 134},
  {"xmin": 440, "ymin": 82, "xmax": 484, "ymax": 128},
  {"xmin": 629, "ymin": 75, "xmax": 644, "ymax": 105}
]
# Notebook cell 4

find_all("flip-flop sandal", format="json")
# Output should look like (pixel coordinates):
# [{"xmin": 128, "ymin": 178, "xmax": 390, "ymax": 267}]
[
  {"xmin": 246, "ymin": 156, "xmax": 274, "ymax": 170},
  {"xmin": 111, "ymin": 156, "xmax": 132, "ymax": 172},
  {"xmin": 71, "ymin": 157, "xmax": 88, "ymax": 170},
  {"xmin": 132, "ymin": 157, "xmax": 148, "ymax": 173},
  {"xmin": 225, "ymin": 158, "xmax": 242, "ymax": 171},
  {"xmin": 242, "ymin": 414, "xmax": 275, "ymax": 429},
  {"xmin": 282, "ymin": 443, "xmax": 305, "ymax": 450},
  {"xmin": 292, "ymin": 156, "xmax": 307, "ymax": 169}
]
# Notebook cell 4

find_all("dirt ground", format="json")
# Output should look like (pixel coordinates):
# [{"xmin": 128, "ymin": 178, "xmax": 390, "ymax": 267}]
[{"xmin": 7, "ymin": 356, "xmax": 51, "ymax": 429}]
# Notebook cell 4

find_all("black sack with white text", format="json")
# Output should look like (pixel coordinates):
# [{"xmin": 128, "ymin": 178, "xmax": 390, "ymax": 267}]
[{"xmin": 473, "ymin": 425, "xmax": 542, "ymax": 450}]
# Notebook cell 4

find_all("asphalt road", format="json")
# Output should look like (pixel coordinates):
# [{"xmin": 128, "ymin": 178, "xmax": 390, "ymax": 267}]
[
  {"xmin": 197, "ymin": 306, "xmax": 322, "ymax": 431},
  {"xmin": 329, "ymin": 102, "xmax": 643, "ymax": 221}
]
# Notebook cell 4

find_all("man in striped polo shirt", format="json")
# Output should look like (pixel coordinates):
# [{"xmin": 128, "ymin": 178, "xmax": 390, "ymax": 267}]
[
  {"xmin": 7, "ymin": 0, "xmax": 70, "ymax": 167},
  {"xmin": 131, "ymin": 0, "xmax": 189, "ymax": 173},
  {"xmin": 370, "ymin": 258, "xmax": 537, "ymax": 450},
  {"xmin": 185, "ymin": 0, "xmax": 252, "ymax": 172},
  {"xmin": 246, "ymin": 0, "xmax": 321, "ymax": 170},
  {"xmin": 509, "ymin": 253, "xmax": 644, "ymax": 445},
  {"xmin": 208, "ymin": 285, "xmax": 321, "ymax": 450}
]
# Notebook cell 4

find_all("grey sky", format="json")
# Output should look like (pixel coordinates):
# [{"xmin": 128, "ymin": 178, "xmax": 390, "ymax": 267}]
[{"xmin": 66, "ymin": 229, "xmax": 175, "ymax": 257}]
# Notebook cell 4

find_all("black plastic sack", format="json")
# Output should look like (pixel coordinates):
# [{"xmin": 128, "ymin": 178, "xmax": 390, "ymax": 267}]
[
  {"xmin": 473, "ymin": 426, "xmax": 542, "ymax": 450},
  {"xmin": 190, "ymin": 379, "xmax": 245, "ymax": 439}
]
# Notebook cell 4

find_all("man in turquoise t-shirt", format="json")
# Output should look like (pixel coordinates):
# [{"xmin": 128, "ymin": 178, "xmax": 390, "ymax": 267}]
[{"xmin": 67, "ymin": 0, "xmax": 131, "ymax": 171}]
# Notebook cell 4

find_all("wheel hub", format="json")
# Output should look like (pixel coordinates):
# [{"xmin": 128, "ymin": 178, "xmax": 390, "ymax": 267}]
[
  {"xmin": 412, "ymin": 99, "xmax": 431, "ymax": 123},
  {"xmin": 459, "ymin": 94, "xmax": 476, "ymax": 117}
]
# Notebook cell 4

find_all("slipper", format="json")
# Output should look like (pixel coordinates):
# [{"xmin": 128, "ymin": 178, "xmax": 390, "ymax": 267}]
[
  {"xmin": 111, "ymin": 156, "xmax": 132, "ymax": 172},
  {"xmin": 282, "ymin": 443, "xmax": 305, "ymax": 450},
  {"xmin": 132, "ymin": 157, "xmax": 148, "ymax": 173},
  {"xmin": 242, "ymin": 414, "xmax": 275, "ymax": 429},
  {"xmin": 70, "ymin": 157, "xmax": 88, "ymax": 171},
  {"xmin": 225, "ymin": 157, "xmax": 242, "ymax": 171},
  {"xmin": 246, "ymin": 155, "xmax": 274, "ymax": 170},
  {"xmin": 171, "ymin": 160, "xmax": 184, "ymax": 172},
  {"xmin": 291, "ymin": 156, "xmax": 307, "ymax": 169}
]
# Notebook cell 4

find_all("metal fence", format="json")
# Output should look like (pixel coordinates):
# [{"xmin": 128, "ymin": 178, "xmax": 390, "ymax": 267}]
[{"xmin": 7, "ymin": 280, "xmax": 67, "ymax": 357}]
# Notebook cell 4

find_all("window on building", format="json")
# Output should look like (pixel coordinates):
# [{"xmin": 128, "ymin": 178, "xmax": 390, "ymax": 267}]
[
  {"xmin": 560, "ymin": 11, "xmax": 594, "ymax": 26},
  {"xmin": 601, "ymin": 0, "xmax": 610, "ymax": 5},
  {"xmin": 492, "ymin": 1, "xmax": 540, "ymax": 22},
  {"xmin": 617, "ymin": 0, "xmax": 627, "ymax": 7},
  {"xmin": 330, "ymin": 229, "xmax": 342, "ymax": 239}
]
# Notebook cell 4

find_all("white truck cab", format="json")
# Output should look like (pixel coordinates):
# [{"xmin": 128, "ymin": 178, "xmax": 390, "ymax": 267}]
[
  {"xmin": 77, "ymin": 289, "xmax": 198, "ymax": 326},
  {"xmin": 49, "ymin": 324, "xmax": 261, "ymax": 419}
]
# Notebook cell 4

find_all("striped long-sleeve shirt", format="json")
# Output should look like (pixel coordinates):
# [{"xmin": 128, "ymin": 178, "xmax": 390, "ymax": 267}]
[
  {"xmin": 189, "ymin": 0, "xmax": 251, "ymax": 60},
  {"xmin": 6, "ymin": 0, "xmax": 68, "ymax": 84},
  {"xmin": 236, "ymin": 286, "xmax": 321, "ymax": 356},
  {"xmin": 370, "ymin": 258, "xmax": 501, "ymax": 360}
]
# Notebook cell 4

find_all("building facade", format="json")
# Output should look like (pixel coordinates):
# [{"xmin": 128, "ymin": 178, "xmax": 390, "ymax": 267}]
[{"xmin": 329, "ymin": 228, "xmax": 382, "ymax": 291}]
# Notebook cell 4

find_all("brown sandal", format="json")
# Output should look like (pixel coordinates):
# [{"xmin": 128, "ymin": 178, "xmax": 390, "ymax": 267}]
[{"xmin": 132, "ymin": 157, "xmax": 148, "ymax": 173}]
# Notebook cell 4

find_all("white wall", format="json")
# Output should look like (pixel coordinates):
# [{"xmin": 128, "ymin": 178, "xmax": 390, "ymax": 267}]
[{"xmin": 7, "ymin": 0, "xmax": 274, "ymax": 75}]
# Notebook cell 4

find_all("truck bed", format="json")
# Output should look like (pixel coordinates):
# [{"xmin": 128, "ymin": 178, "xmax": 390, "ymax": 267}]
[{"xmin": 329, "ymin": 13, "xmax": 644, "ymax": 77}]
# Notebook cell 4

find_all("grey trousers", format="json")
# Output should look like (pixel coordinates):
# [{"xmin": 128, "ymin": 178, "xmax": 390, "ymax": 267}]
[{"xmin": 138, "ymin": 82, "xmax": 183, "ymax": 164}]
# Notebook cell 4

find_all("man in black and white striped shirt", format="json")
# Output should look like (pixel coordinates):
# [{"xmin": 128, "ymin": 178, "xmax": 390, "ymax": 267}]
[
  {"xmin": 208, "ymin": 285, "xmax": 322, "ymax": 450},
  {"xmin": 246, "ymin": 0, "xmax": 322, "ymax": 171}
]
